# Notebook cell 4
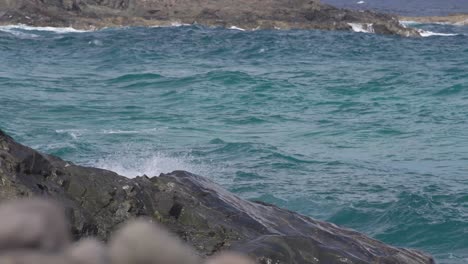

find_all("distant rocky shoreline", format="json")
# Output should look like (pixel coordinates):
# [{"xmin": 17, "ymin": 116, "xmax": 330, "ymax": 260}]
[
  {"xmin": 0, "ymin": 130, "xmax": 435, "ymax": 263},
  {"xmin": 400, "ymin": 14, "xmax": 468, "ymax": 26},
  {"xmin": 0, "ymin": 0, "xmax": 421, "ymax": 36}
]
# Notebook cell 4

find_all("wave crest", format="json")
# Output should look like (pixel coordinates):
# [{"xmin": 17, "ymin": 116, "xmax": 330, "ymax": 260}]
[
  {"xmin": 0, "ymin": 24, "xmax": 90, "ymax": 33},
  {"xmin": 93, "ymin": 151, "xmax": 218, "ymax": 178}
]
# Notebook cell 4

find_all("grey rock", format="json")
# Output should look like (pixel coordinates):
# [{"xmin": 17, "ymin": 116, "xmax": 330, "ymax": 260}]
[
  {"xmin": 67, "ymin": 238, "xmax": 110, "ymax": 264},
  {"xmin": 0, "ymin": 129, "xmax": 435, "ymax": 264},
  {"xmin": 0, "ymin": 0, "xmax": 421, "ymax": 36},
  {"xmin": 205, "ymin": 253, "xmax": 255, "ymax": 264},
  {"xmin": 0, "ymin": 198, "xmax": 70, "ymax": 252},
  {"xmin": 0, "ymin": 251, "xmax": 70, "ymax": 264},
  {"xmin": 109, "ymin": 219, "xmax": 201, "ymax": 264}
]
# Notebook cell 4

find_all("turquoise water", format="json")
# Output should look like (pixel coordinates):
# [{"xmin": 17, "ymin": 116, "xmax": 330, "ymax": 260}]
[{"xmin": 1, "ymin": 24, "xmax": 468, "ymax": 263}]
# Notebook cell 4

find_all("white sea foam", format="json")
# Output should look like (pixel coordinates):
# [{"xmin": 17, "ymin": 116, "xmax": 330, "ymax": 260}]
[
  {"xmin": 150, "ymin": 21, "xmax": 191, "ymax": 28},
  {"xmin": 455, "ymin": 19, "xmax": 468, "ymax": 26},
  {"xmin": 101, "ymin": 129, "xmax": 141, "ymax": 135},
  {"xmin": 170, "ymin": 21, "xmax": 191, "ymax": 27},
  {"xmin": 0, "ymin": 28, "xmax": 39, "ymax": 38},
  {"xmin": 100, "ymin": 128, "xmax": 160, "ymax": 135},
  {"xmin": 88, "ymin": 39, "xmax": 103, "ymax": 46},
  {"xmin": 94, "ymin": 151, "xmax": 217, "ymax": 178},
  {"xmin": 417, "ymin": 29, "xmax": 458, "ymax": 37},
  {"xmin": 357, "ymin": 1, "xmax": 365, "ymax": 4},
  {"xmin": 229, "ymin": 26, "xmax": 246, "ymax": 31},
  {"xmin": 348, "ymin": 23, "xmax": 375, "ymax": 33},
  {"xmin": 55, "ymin": 129, "xmax": 84, "ymax": 140},
  {"xmin": 0, "ymin": 24, "xmax": 89, "ymax": 33},
  {"xmin": 398, "ymin": 20, "xmax": 460, "ymax": 37}
]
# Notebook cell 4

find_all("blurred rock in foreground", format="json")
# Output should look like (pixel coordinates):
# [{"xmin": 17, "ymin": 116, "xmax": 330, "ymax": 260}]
[{"xmin": 0, "ymin": 129, "xmax": 434, "ymax": 264}]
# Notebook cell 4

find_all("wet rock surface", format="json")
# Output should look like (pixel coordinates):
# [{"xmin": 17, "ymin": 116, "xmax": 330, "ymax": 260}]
[
  {"xmin": 0, "ymin": 0, "xmax": 420, "ymax": 36},
  {"xmin": 0, "ymin": 129, "xmax": 434, "ymax": 264}
]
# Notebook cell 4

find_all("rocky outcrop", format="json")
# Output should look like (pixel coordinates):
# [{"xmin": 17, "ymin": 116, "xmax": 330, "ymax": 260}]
[
  {"xmin": 0, "ymin": 198, "xmax": 252, "ymax": 264},
  {"xmin": 0, "ymin": 129, "xmax": 434, "ymax": 264},
  {"xmin": 400, "ymin": 14, "xmax": 468, "ymax": 26},
  {"xmin": 0, "ymin": 0, "xmax": 420, "ymax": 36}
]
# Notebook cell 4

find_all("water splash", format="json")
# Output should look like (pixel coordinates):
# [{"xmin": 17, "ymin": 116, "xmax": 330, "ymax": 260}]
[{"xmin": 93, "ymin": 150, "xmax": 218, "ymax": 178}]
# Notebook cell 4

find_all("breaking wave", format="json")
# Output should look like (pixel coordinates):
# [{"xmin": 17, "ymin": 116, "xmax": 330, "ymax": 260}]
[
  {"xmin": 0, "ymin": 24, "xmax": 90, "ymax": 33},
  {"xmin": 93, "ymin": 150, "xmax": 220, "ymax": 179}
]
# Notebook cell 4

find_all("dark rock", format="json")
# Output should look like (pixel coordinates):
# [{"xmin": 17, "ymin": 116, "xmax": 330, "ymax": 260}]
[
  {"xmin": 0, "ymin": 130, "xmax": 434, "ymax": 264},
  {"xmin": 0, "ymin": 0, "xmax": 421, "ymax": 36}
]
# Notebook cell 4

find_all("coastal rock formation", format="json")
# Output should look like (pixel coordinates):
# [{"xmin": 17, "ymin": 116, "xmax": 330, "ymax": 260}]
[
  {"xmin": 0, "ymin": 198, "xmax": 252, "ymax": 264},
  {"xmin": 400, "ymin": 14, "xmax": 468, "ymax": 26},
  {"xmin": 0, "ymin": 0, "xmax": 420, "ymax": 36},
  {"xmin": 0, "ymin": 129, "xmax": 434, "ymax": 264}
]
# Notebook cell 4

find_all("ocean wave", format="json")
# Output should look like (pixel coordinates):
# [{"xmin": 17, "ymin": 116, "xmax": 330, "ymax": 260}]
[
  {"xmin": 55, "ymin": 129, "xmax": 83, "ymax": 139},
  {"xmin": 100, "ymin": 128, "xmax": 161, "ymax": 134},
  {"xmin": 398, "ymin": 21, "xmax": 461, "ymax": 37},
  {"xmin": 107, "ymin": 73, "xmax": 163, "ymax": 83},
  {"xmin": 0, "ymin": 28, "xmax": 39, "ymax": 38},
  {"xmin": 228, "ymin": 26, "xmax": 247, "ymax": 31},
  {"xmin": 417, "ymin": 29, "xmax": 459, "ymax": 37},
  {"xmin": 94, "ymin": 151, "xmax": 217, "ymax": 178},
  {"xmin": 347, "ymin": 23, "xmax": 375, "ymax": 34},
  {"xmin": 55, "ymin": 128, "xmax": 164, "ymax": 138},
  {"xmin": 149, "ymin": 21, "xmax": 192, "ymax": 28},
  {"xmin": 0, "ymin": 24, "xmax": 90, "ymax": 33}
]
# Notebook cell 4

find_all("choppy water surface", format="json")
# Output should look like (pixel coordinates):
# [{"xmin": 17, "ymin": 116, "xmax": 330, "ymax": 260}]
[{"xmin": 1, "ymin": 24, "xmax": 468, "ymax": 263}]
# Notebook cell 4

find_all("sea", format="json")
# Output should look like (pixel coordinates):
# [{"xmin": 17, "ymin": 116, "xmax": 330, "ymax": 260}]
[{"xmin": 0, "ymin": 3, "xmax": 467, "ymax": 263}]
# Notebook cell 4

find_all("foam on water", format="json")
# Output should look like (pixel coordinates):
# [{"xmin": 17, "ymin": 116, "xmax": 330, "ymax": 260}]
[
  {"xmin": 398, "ymin": 21, "xmax": 461, "ymax": 37},
  {"xmin": 56, "ymin": 128, "xmax": 162, "ymax": 138},
  {"xmin": 94, "ymin": 151, "xmax": 217, "ymax": 178},
  {"xmin": 417, "ymin": 29, "xmax": 459, "ymax": 37},
  {"xmin": 347, "ymin": 23, "xmax": 375, "ymax": 33},
  {"xmin": 0, "ymin": 28, "xmax": 39, "ymax": 38},
  {"xmin": 55, "ymin": 129, "xmax": 82, "ymax": 140},
  {"xmin": 149, "ymin": 21, "xmax": 192, "ymax": 28},
  {"xmin": 228, "ymin": 26, "xmax": 246, "ymax": 31},
  {"xmin": 0, "ymin": 24, "xmax": 90, "ymax": 33}
]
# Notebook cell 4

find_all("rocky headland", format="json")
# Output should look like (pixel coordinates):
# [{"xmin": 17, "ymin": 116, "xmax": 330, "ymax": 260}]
[
  {"xmin": 0, "ymin": 0, "xmax": 421, "ymax": 36},
  {"xmin": 0, "ymin": 129, "xmax": 435, "ymax": 263},
  {"xmin": 400, "ymin": 14, "xmax": 468, "ymax": 26}
]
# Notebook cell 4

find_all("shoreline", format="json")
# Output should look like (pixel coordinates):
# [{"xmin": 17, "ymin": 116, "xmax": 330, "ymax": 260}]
[
  {"xmin": 0, "ymin": 0, "xmax": 421, "ymax": 36},
  {"xmin": 399, "ymin": 14, "xmax": 468, "ymax": 26}
]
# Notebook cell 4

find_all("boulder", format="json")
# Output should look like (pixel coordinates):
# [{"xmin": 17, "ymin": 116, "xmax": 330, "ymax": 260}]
[{"xmin": 0, "ymin": 198, "xmax": 70, "ymax": 252}]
